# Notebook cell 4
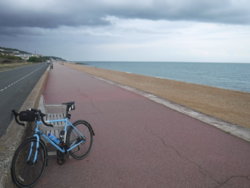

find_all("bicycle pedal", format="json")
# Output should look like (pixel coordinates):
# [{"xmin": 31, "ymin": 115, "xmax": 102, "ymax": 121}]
[{"xmin": 57, "ymin": 158, "xmax": 65, "ymax": 165}]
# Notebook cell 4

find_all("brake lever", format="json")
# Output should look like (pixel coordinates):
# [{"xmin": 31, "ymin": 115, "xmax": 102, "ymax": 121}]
[
  {"xmin": 10, "ymin": 110, "xmax": 14, "ymax": 121},
  {"xmin": 40, "ymin": 112, "xmax": 53, "ymax": 127}
]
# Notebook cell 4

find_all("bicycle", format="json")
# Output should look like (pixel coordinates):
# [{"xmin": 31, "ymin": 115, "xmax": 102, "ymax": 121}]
[{"xmin": 11, "ymin": 102, "xmax": 95, "ymax": 188}]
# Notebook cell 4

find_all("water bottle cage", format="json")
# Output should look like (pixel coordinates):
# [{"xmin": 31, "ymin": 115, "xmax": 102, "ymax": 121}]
[{"xmin": 48, "ymin": 133, "xmax": 60, "ymax": 145}]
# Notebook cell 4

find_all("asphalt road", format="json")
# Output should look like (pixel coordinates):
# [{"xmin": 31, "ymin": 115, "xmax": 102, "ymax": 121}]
[{"xmin": 0, "ymin": 63, "xmax": 48, "ymax": 136}]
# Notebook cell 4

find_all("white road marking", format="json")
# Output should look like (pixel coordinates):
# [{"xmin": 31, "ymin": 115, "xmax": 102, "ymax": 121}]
[{"xmin": 0, "ymin": 65, "xmax": 44, "ymax": 94}]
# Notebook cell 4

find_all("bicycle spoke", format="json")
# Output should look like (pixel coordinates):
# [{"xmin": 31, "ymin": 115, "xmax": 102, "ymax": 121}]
[{"xmin": 66, "ymin": 120, "xmax": 93, "ymax": 160}]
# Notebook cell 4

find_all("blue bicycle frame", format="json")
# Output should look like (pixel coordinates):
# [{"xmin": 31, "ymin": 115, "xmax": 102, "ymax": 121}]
[{"xmin": 29, "ymin": 118, "xmax": 86, "ymax": 163}]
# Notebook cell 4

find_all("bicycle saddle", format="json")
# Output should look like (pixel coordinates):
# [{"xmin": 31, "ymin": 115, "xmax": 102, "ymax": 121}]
[{"xmin": 62, "ymin": 101, "xmax": 75, "ymax": 112}]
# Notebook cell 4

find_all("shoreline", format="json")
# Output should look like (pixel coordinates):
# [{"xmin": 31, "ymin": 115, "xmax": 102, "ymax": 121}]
[
  {"xmin": 65, "ymin": 62, "xmax": 250, "ymax": 129},
  {"xmin": 75, "ymin": 61, "xmax": 250, "ymax": 93},
  {"xmin": 124, "ymin": 71, "xmax": 250, "ymax": 94}
]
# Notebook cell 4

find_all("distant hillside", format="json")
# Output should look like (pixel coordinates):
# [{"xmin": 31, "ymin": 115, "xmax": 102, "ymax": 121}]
[
  {"xmin": 0, "ymin": 46, "xmax": 31, "ymax": 55},
  {"xmin": 0, "ymin": 46, "xmax": 65, "ymax": 63}
]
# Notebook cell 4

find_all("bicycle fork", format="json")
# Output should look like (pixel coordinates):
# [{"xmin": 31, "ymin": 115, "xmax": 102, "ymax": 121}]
[{"xmin": 27, "ymin": 135, "xmax": 40, "ymax": 165}]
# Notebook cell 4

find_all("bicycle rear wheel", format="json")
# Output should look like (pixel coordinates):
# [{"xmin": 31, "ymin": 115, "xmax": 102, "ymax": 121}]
[
  {"xmin": 11, "ymin": 137, "xmax": 47, "ymax": 187},
  {"xmin": 66, "ymin": 120, "xmax": 94, "ymax": 160}
]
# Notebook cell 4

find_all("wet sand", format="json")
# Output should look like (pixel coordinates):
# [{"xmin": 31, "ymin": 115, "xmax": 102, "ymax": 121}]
[{"xmin": 65, "ymin": 62, "xmax": 250, "ymax": 128}]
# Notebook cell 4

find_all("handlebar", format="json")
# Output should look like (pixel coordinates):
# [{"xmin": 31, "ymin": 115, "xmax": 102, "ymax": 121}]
[
  {"xmin": 39, "ymin": 111, "xmax": 53, "ymax": 127},
  {"xmin": 12, "ymin": 109, "xmax": 53, "ymax": 127}
]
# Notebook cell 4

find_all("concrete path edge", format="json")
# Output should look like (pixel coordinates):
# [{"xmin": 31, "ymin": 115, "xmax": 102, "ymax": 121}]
[{"xmin": 0, "ymin": 67, "xmax": 50, "ymax": 188}]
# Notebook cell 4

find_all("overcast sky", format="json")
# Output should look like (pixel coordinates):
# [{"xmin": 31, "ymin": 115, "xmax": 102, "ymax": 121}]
[{"xmin": 0, "ymin": 0, "xmax": 250, "ymax": 62}]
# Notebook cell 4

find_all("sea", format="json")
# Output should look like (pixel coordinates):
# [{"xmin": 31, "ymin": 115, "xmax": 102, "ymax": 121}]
[{"xmin": 76, "ymin": 61, "xmax": 250, "ymax": 93}]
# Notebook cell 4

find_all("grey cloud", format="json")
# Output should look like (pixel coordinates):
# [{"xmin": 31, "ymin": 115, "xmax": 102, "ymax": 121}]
[
  {"xmin": 0, "ymin": 0, "xmax": 249, "ymax": 33},
  {"xmin": 0, "ymin": 4, "xmax": 108, "ymax": 28},
  {"xmin": 109, "ymin": 0, "xmax": 250, "ymax": 24}
]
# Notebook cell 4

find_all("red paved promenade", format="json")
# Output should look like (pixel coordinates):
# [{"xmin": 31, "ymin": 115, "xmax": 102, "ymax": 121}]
[{"xmin": 37, "ymin": 63, "xmax": 250, "ymax": 188}]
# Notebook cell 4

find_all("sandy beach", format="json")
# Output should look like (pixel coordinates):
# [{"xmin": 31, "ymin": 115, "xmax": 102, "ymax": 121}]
[{"xmin": 65, "ymin": 62, "xmax": 250, "ymax": 129}]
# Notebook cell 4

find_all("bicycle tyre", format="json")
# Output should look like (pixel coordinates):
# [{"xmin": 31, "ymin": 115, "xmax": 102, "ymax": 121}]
[
  {"xmin": 66, "ymin": 120, "xmax": 94, "ymax": 160},
  {"xmin": 11, "ymin": 137, "xmax": 47, "ymax": 188}
]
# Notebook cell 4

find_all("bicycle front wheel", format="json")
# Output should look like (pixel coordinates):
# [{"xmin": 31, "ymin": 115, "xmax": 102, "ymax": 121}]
[
  {"xmin": 66, "ymin": 120, "xmax": 93, "ymax": 160},
  {"xmin": 11, "ymin": 137, "xmax": 46, "ymax": 187}
]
